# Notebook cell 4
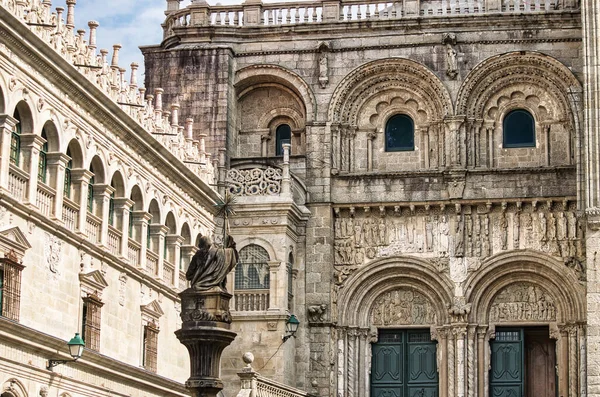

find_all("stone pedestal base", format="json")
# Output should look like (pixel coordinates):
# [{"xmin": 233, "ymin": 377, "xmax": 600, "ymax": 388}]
[{"xmin": 176, "ymin": 288, "xmax": 237, "ymax": 397}]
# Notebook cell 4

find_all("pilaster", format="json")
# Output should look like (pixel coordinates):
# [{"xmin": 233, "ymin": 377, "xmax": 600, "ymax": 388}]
[
  {"xmin": 19, "ymin": 133, "xmax": 46, "ymax": 207},
  {"xmin": 0, "ymin": 115, "xmax": 18, "ymax": 190},
  {"xmin": 46, "ymin": 152, "xmax": 70, "ymax": 222}
]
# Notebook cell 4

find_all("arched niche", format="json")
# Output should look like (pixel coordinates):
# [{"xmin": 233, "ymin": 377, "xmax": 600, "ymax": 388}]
[
  {"xmin": 465, "ymin": 250, "xmax": 585, "ymax": 324},
  {"xmin": 1, "ymin": 378, "xmax": 27, "ymax": 397},
  {"xmin": 234, "ymin": 65, "xmax": 313, "ymax": 158},
  {"xmin": 456, "ymin": 51, "xmax": 582, "ymax": 169},
  {"xmin": 327, "ymin": 58, "xmax": 452, "ymax": 173},
  {"xmin": 337, "ymin": 256, "xmax": 453, "ymax": 328}
]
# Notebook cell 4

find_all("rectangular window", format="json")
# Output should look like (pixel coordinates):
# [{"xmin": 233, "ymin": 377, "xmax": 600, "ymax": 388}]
[
  {"xmin": 0, "ymin": 258, "xmax": 24, "ymax": 321},
  {"xmin": 82, "ymin": 294, "xmax": 103, "ymax": 351},
  {"xmin": 10, "ymin": 132, "xmax": 20, "ymax": 166},
  {"xmin": 143, "ymin": 323, "xmax": 159, "ymax": 372},
  {"xmin": 64, "ymin": 167, "xmax": 72, "ymax": 198}
]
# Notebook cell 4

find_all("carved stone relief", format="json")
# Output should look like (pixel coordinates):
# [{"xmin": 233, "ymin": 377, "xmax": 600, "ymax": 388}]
[
  {"xmin": 489, "ymin": 283, "xmax": 556, "ymax": 322},
  {"xmin": 44, "ymin": 232, "xmax": 62, "ymax": 274},
  {"xmin": 370, "ymin": 288, "xmax": 437, "ymax": 326},
  {"xmin": 333, "ymin": 202, "xmax": 583, "ymax": 284}
]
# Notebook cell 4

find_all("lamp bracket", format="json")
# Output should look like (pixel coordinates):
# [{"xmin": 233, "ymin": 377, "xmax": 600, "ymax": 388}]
[{"xmin": 47, "ymin": 358, "xmax": 78, "ymax": 371}]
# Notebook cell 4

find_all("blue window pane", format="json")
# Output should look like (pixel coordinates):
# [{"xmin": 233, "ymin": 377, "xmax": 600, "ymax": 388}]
[
  {"xmin": 276, "ymin": 124, "xmax": 292, "ymax": 156},
  {"xmin": 503, "ymin": 109, "xmax": 535, "ymax": 148},
  {"xmin": 385, "ymin": 114, "xmax": 414, "ymax": 152}
]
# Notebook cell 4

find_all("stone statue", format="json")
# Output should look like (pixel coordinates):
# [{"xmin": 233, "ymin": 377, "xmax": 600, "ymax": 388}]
[{"xmin": 186, "ymin": 235, "xmax": 239, "ymax": 291}]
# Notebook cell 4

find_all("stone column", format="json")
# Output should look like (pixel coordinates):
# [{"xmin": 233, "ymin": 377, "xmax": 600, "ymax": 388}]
[
  {"xmin": 454, "ymin": 326, "xmax": 467, "ymax": 397},
  {"xmin": 261, "ymin": 134, "xmax": 270, "ymax": 157},
  {"xmin": 347, "ymin": 328, "xmax": 358, "ymax": 397},
  {"xmin": 331, "ymin": 124, "xmax": 340, "ymax": 175},
  {"xmin": 93, "ymin": 184, "xmax": 115, "ymax": 247},
  {"xmin": 70, "ymin": 169, "xmax": 93, "ymax": 234},
  {"xmin": 282, "ymin": 143, "xmax": 291, "ymax": 197},
  {"xmin": 367, "ymin": 132, "xmax": 375, "ymax": 172},
  {"xmin": 433, "ymin": 327, "xmax": 448, "ymax": 397},
  {"xmin": 132, "ymin": 211, "xmax": 152, "ymax": 268},
  {"xmin": 337, "ymin": 327, "xmax": 347, "ymax": 397},
  {"xmin": 467, "ymin": 325, "xmax": 477, "ymax": 397},
  {"xmin": 348, "ymin": 126, "xmax": 356, "ymax": 173},
  {"xmin": 448, "ymin": 327, "xmax": 455, "ymax": 397},
  {"xmin": 166, "ymin": 234, "xmax": 184, "ymax": 286},
  {"xmin": 114, "ymin": 198, "xmax": 134, "ymax": 257},
  {"xmin": 149, "ymin": 224, "xmax": 169, "ymax": 279},
  {"xmin": 267, "ymin": 260, "xmax": 282, "ymax": 310},
  {"xmin": 358, "ymin": 328, "xmax": 368, "ymax": 397},
  {"xmin": 568, "ymin": 325, "xmax": 578, "ymax": 397},
  {"xmin": 421, "ymin": 127, "xmax": 430, "ymax": 169},
  {"xmin": 476, "ymin": 327, "xmax": 488, "ymax": 397},
  {"xmin": 19, "ymin": 133, "xmax": 46, "ymax": 207},
  {"xmin": 45, "ymin": 152, "xmax": 70, "ymax": 222},
  {"xmin": 0, "ymin": 115, "xmax": 17, "ymax": 191}
]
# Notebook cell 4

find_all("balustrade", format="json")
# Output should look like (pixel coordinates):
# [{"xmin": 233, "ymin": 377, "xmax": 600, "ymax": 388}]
[
  {"xmin": 165, "ymin": 0, "xmax": 569, "ymax": 32},
  {"xmin": 127, "ymin": 239, "xmax": 141, "ymax": 266},
  {"xmin": 107, "ymin": 225, "xmax": 122, "ymax": 256},
  {"xmin": 163, "ymin": 261, "xmax": 175, "ymax": 286},
  {"xmin": 146, "ymin": 251, "xmax": 159, "ymax": 277},
  {"xmin": 62, "ymin": 198, "xmax": 79, "ymax": 231},
  {"xmin": 85, "ymin": 212, "xmax": 101, "ymax": 244},
  {"xmin": 36, "ymin": 182, "xmax": 55, "ymax": 217},
  {"xmin": 179, "ymin": 272, "xmax": 188, "ymax": 290},
  {"xmin": 234, "ymin": 289, "xmax": 270, "ymax": 311},
  {"xmin": 8, "ymin": 166, "xmax": 28, "ymax": 202}
]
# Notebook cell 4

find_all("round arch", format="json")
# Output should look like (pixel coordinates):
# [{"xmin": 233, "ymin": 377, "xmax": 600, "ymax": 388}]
[
  {"xmin": 327, "ymin": 58, "xmax": 453, "ymax": 125},
  {"xmin": 0, "ymin": 84, "xmax": 5, "ymax": 113},
  {"xmin": 235, "ymin": 64, "xmax": 316, "ymax": 123},
  {"xmin": 464, "ymin": 250, "xmax": 585, "ymax": 324},
  {"xmin": 89, "ymin": 155, "xmax": 106, "ymax": 184},
  {"xmin": 181, "ymin": 222, "xmax": 192, "ymax": 245},
  {"xmin": 235, "ymin": 236, "xmax": 278, "ymax": 263},
  {"xmin": 456, "ymin": 51, "xmax": 582, "ymax": 119},
  {"xmin": 41, "ymin": 120, "xmax": 60, "ymax": 152},
  {"xmin": 66, "ymin": 139, "xmax": 84, "ymax": 168},
  {"xmin": 337, "ymin": 256, "xmax": 453, "ymax": 328},
  {"xmin": 110, "ymin": 170, "xmax": 126, "ymax": 197},
  {"xmin": 165, "ymin": 211, "xmax": 177, "ymax": 234},
  {"xmin": 129, "ymin": 184, "xmax": 144, "ymax": 211},
  {"xmin": 148, "ymin": 199, "xmax": 161, "ymax": 224},
  {"xmin": 12, "ymin": 100, "xmax": 34, "ymax": 135},
  {"xmin": 1, "ymin": 378, "xmax": 28, "ymax": 397}
]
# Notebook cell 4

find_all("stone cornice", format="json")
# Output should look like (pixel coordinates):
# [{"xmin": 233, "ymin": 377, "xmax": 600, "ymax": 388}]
[
  {"xmin": 0, "ymin": 7, "xmax": 220, "ymax": 214},
  {"xmin": 0, "ymin": 316, "xmax": 188, "ymax": 397}
]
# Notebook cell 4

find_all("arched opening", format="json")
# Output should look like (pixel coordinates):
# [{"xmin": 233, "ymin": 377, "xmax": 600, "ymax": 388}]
[
  {"xmin": 164, "ymin": 211, "xmax": 177, "ymax": 264},
  {"xmin": 38, "ymin": 127, "xmax": 48, "ymax": 183},
  {"xmin": 129, "ymin": 185, "xmax": 144, "ymax": 242},
  {"xmin": 109, "ymin": 171, "xmax": 126, "ymax": 228},
  {"xmin": 503, "ymin": 109, "xmax": 535, "ymax": 148},
  {"xmin": 275, "ymin": 124, "xmax": 291, "ymax": 156},
  {"xmin": 10, "ymin": 102, "xmax": 34, "ymax": 167},
  {"xmin": 385, "ymin": 114, "xmax": 414, "ymax": 152},
  {"xmin": 234, "ymin": 244, "xmax": 270, "ymax": 311}
]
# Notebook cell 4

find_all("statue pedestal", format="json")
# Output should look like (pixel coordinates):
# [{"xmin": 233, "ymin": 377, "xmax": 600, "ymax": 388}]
[{"xmin": 176, "ymin": 288, "xmax": 237, "ymax": 397}]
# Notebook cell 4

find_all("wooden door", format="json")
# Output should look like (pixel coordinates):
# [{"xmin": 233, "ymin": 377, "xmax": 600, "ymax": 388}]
[
  {"xmin": 525, "ymin": 329, "xmax": 556, "ymax": 397},
  {"xmin": 371, "ymin": 330, "xmax": 438, "ymax": 397},
  {"xmin": 490, "ymin": 329, "xmax": 524, "ymax": 397}
]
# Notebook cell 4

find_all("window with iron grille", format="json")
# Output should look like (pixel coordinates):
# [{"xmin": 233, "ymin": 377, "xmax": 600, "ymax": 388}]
[
  {"xmin": 235, "ymin": 245, "xmax": 270, "ymax": 290},
  {"xmin": 0, "ymin": 256, "xmax": 24, "ymax": 321},
  {"xmin": 143, "ymin": 323, "xmax": 159, "ymax": 372},
  {"xmin": 38, "ymin": 129, "xmax": 48, "ymax": 183},
  {"xmin": 81, "ymin": 294, "xmax": 103, "ymax": 351}
]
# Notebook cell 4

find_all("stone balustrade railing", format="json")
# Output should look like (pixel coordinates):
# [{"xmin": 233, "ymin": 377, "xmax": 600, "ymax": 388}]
[
  {"xmin": 236, "ymin": 353, "xmax": 313, "ymax": 397},
  {"xmin": 0, "ymin": 0, "xmax": 215, "ymax": 186},
  {"xmin": 164, "ymin": 0, "xmax": 578, "ymax": 34}
]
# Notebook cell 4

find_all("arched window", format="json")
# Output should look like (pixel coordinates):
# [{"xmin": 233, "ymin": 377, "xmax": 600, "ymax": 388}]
[
  {"xmin": 385, "ymin": 114, "xmax": 414, "ymax": 152},
  {"xmin": 108, "ymin": 191, "xmax": 115, "ymax": 226},
  {"xmin": 235, "ymin": 245, "xmax": 270, "ymax": 290},
  {"xmin": 503, "ymin": 109, "xmax": 535, "ymax": 148},
  {"xmin": 38, "ymin": 128, "xmax": 48, "ymax": 183},
  {"xmin": 275, "ymin": 124, "xmax": 291, "ymax": 156},
  {"xmin": 10, "ymin": 108, "xmax": 21, "ymax": 166}
]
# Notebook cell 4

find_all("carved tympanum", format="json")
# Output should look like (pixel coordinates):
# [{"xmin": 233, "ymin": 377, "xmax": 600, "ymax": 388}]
[
  {"xmin": 371, "ymin": 288, "xmax": 437, "ymax": 326},
  {"xmin": 489, "ymin": 283, "xmax": 556, "ymax": 322}
]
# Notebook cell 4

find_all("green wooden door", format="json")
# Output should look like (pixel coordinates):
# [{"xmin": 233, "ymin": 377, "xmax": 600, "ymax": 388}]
[
  {"xmin": 490, "ymin": 329, "xmax": 524, "ymax": 397},
  {"xmin": 371, "ymin": 330, "xmax": 438, "ymax": 397}
]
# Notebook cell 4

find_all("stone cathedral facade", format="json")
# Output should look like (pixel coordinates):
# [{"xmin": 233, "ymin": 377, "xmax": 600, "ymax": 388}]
[
  {"xmin": 2, "ymin": 1, "xmax": 600, "ymax": 397},
  {"xmin": 142, "ymin": 0, "xmax": 598, "ymax": 397}
]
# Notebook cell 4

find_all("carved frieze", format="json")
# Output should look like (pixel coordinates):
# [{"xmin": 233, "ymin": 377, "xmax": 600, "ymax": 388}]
[
  {"xmin": 489, "ymin": 283, "xmax": 556, "ymax": 322},
  {"xmin": 227, "ymin": 167, "xmax": 282, "ymax": 196},
  {"xmin": 370, "ymin": 288, "xmax": 437, "ymax": 326},
  {"xmin": 333, "ymin": 202, "xmax": 582, "ymax": 276}
]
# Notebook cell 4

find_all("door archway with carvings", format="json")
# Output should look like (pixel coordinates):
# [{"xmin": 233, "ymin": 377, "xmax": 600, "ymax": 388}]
[
  {"xmin": 464, "ymin": 250, "xmax": 585, "ymax": 397},
  {"xmin": 335, "ymin": 256, "xmax": 453, "ymax": 397}
]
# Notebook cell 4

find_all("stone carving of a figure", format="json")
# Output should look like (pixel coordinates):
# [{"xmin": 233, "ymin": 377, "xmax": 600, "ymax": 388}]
[{"xmin": 186, "ymin": 235, "xmax": 239, "ymax": 291}]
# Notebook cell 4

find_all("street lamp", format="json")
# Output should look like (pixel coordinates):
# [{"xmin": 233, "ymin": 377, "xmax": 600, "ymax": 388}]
[
  {"xmin": 47, "ymin": 333, "xmax": 85, "ymax": 370},
  {"xmin": 282, "ymin": 314, "xmax": 300, "ymax": 342}
]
